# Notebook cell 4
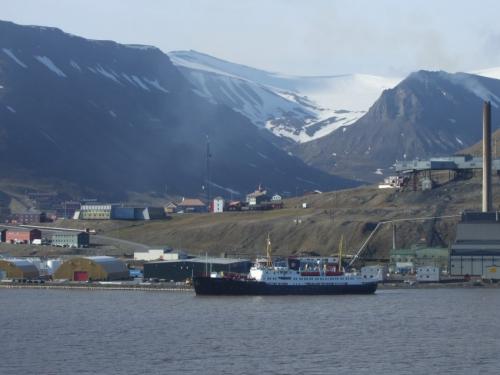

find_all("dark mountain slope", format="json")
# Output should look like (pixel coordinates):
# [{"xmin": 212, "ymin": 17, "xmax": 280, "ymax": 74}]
[{"xmin": 0, "ymin": 21, "xmax": 356, "ymax": 200}]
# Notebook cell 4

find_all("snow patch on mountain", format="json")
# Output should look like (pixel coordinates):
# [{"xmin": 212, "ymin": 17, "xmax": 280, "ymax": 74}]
[
  {"xmin": 143, "ymin": 78, "xmax": 169, "ymax": 93},
  {"xmin": 125, "ymin": 44, "xmax": 159, "ymax": 51},
  {"xmin": 169, "ymin": 50, "xmax": 400, "ymax": 143},
  {"xmin": 96, "ymin": 65, "xmax": 121, "ymax": 84},
  {"xmin": 2, "ymin": 48, "xmax": 27, "ymax": 68},
  {"xmin": 70, "ymin": 60, "xmax": 82, "ymax": 71},
  {"xmin": 209, "ymin": 181, "xmax": 240, "ymax": 195},
  {"xmin": 35, "ymin": 56, "xmax": 66, "ymax": 78},
  {"xmin": 131, "ymin": 75, "xmax": 149, "ymax": 91}
]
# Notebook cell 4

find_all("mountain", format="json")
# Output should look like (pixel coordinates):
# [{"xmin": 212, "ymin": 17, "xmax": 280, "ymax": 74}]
[
  {"xmin": 0, "ymin": 20, "xmax": 357, "ymax": 201},
  {"xmin": 293, "ymin": 70, "xmax": 500, "ymax": 181},
  {"xmin": 168, "ymin": 50, "xmax": 399, "ymax": 143},
  {"xmin": 460, "ymin": 128, "xmax": 500, "ymax": 156}
]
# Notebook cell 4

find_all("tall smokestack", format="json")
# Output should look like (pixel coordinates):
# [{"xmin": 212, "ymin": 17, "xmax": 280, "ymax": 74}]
[{"xmin": 483, "ymin": 101, "xmax": 492, "ymax": 213}]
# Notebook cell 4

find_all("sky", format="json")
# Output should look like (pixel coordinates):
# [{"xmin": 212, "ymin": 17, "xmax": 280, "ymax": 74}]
[{"xmin": 2, "ymin": 0, "xmax": 500, "ymax": 77}]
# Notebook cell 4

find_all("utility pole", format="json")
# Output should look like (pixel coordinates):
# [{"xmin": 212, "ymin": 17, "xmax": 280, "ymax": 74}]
[
  {"xmin": 392, "ymin": 223, "xmax": 396, "ymax": 250},
  {"xmin": 206, "ymin": 135, "xmax": 212, "ymax": 205}
]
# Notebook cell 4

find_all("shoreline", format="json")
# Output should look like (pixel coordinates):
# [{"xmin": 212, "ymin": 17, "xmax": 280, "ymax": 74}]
[
  {"xmin": 0, "ymin": 282, "xmax": 194, "ymax": 292},
  {"xmin": 1, "ymin": 280, "xmax": 498, "ymax": 292}
]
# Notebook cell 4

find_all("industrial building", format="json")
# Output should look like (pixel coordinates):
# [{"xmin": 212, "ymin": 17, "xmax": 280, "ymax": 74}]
[
  {"xmin": 450, "ymin": 212, "xmax": 500, "ymax": 276},
  {"xmin": 78, "ymin": 203, "xmax": 115, "ymax": 220},
  {"xmin": 53, "ymin": 256, "xmax": 129, "ymax": 281},
  {"xmin": 395, "ymin": 155, "xmax": 500, "ymax": 175},
  {"xmin": 389, "ymin": 246, "xmax": 449, "ymax": 273},
  {"xmin": 0, "ymin": 259, "xmax": 40, "ymax": 279},
  {"xmin": 416, "ymin": 267, "xmax": 440, "ymax": 282},
  {"xmin": 361, "ymin": 265, "xmax": 387, "ymax": 282},
  {"xmin": 51, "ymin": 232, "xmax": 90, "ymax": 248},
  {"xmin": 134, "ymin": 249, "xmax": 187, "ymax": 261},
  {"xmin": 449, "ymin": 102, "xmax": 500, "ymax": 277},
  {"xmin": 113, "ymin": 206, "xmax": 165, "ymax": 220},
  {"xmin": 76, "ymin": 204, "xmax": 165, "ymax": 220},
  {"xmin": 5, "ymin": 229, "xmax": 42, "ymax": 244},
  {"xmin": 144, "ymin": 257, "xmax": 252, "ymax": 282}
]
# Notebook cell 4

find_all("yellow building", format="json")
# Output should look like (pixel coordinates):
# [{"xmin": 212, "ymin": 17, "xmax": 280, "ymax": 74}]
[
  {"xmin": 53, "ymin": 256, "xmax": 129, "ymax": 281},
  {"xmin": 0, "ymin": 259, "xmax": 40, "ymax": 279}
]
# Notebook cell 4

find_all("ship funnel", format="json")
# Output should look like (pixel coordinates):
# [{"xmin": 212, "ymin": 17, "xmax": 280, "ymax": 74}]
[{"xmin": 483, "ymin": 101, "xmax": 492, "ymax": 213}]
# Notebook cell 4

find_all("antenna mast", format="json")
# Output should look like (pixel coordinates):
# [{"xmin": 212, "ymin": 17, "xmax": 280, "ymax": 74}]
[
  {"xmin": 206, "ymin": 135, "xmax": 212, "ymax": 205},
  {"xmin": 266, "ymin": 233, "xmax": 273, "ymax": 268},
  {"xmin": 338, "ymin": 235, "xmax": 344, "ymax": 272}
]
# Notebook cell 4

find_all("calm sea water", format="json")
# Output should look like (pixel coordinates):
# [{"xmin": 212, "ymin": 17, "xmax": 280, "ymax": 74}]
[{"xmin": 1, "ymin": 288, "xmax": 499, "ymax": 375}]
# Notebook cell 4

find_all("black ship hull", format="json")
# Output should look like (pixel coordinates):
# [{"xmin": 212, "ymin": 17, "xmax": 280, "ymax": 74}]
[{"xmin": 193, "ymin": 277, "xmax": 378, "ymax": 295}]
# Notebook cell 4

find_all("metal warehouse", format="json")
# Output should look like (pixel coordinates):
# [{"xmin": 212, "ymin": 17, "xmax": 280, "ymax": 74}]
[
  {"xmin": 144, "ymin": 257, "xmax": 251, "ymax": 282},
  {"xmin": 0, "ymin": 259, "xmax": 40, "ymax": 279},
  {"xmin": 450, "ymin": 212, "xmax": 500, "ymax": 276},
  {"xmin": 51, "ymin": 232, "xmax": 90, "ymax": 248},
  {"xmin": 53, "ymin": 256, "xmax": 129, "ymax": 281}
]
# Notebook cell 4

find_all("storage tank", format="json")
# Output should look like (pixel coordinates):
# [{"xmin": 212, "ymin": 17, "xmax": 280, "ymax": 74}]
[{"xmin": 46, "ymin": 259, "xmax": 62, "ymax": 274}]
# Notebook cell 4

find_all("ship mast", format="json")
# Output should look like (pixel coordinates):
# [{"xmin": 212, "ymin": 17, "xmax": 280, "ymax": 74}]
[
  {"xmin": 266, "ymin": 233, "xmax": 273, "ymax": 268},
  {"xmin": 338, "ymin": 234, "xmax": 344, "ymax": 272}
]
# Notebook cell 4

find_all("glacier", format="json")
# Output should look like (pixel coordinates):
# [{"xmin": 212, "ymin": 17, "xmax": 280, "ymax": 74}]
[{"xmin": 169, "ymin": 50, "xmax": 400, "ymax": 143}]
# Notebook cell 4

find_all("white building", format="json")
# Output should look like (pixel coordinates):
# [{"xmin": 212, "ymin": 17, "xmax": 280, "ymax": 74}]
[
  {"xmin": 416, "ymin": 266, "xmax": 440, "ymax": 282},
  {"xmin": 213, "ymin": 197, "xmax": 224, "ymax": 213},
  {"xmin": 482, "ymin": 265, "xmax": 500, "ymax": 281},
  {"xmin": 361, "ymin": 265, "xmax": 387, "ymax": 282},
  {"xmin": 378, "ymin": 176, "xmax": 405, "ymax": 189},
  {"xmin": 134, "ymin": 249, "xmax": 188, "ymax": 261}
]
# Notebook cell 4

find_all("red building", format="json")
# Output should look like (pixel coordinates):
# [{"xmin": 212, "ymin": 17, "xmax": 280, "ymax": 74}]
[{"xmin": 6, "ymin": 229, "xmax": 42, "ymax": 244}]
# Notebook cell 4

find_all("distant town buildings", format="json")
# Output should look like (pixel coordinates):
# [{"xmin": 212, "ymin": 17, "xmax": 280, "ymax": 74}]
[
  {"xmin": 176, "ymin": 198, "xmax": 207, "ymax": 213},
  {"xmin": 0, "ymin": 259, "xmax": 40, "ymax": 280},
  {"xmin": 164, "ymin": 202, "xmax": 178, "ymax": 214},
  {"xmin": 144, "ymin": 257, "xmax": 251, "ymax": 282},
  {"xmin": 56, "ymin": 201, "xmax": 81, "ymax": 219},
  {"xmin": 6, "ymin": 229, "xmax": 42, "ymax": 244},
  {"xmin": 74, "ymin": 204, "xmax": 165, "ymax": 220},
  {"xmin": 11, "ymin": 210, "xmax": 47, "ymax": 224},
  {"xmin": 51, "ymin": 232, "xmax": 89, "ymax": 248},
  {"xmin": 389, "ymin": 245, "xmax": 449, "ymax": 274},
  {"xmin": 79, "ymin": 204, "xmax": 114, "ymax": 220},
  {"xmin": 134, "ymin": 249, "xmax": 188, "ymax": 261},
  {"xmin": 212, "ymin": 197, "xmax": 224, "ymax": 213},
  {"xmin": 378, "ymin": 176, "xmax": 407, "ymax": 189},
  {"xmin": 246, "ymin": 185, "xmax": 269, "ymax": 206},
  {"xmin": 271, "ymin": 194, "xmax": 282, "ymax": 202},
  {"xmin": 54, "ymin": 256, "xmax": 129, "ymax": 281}
]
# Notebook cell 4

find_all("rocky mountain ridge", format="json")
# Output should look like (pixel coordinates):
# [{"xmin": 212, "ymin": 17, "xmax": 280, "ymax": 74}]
[{"xmin": 0, "ymin": 20, "xmax": 356, "ymax": 201}]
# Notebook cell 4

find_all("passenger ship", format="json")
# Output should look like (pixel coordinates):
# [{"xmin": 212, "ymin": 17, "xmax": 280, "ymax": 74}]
[{"xmin": 193, "ymin": 236, "xmax": 377, "ymax": 296}]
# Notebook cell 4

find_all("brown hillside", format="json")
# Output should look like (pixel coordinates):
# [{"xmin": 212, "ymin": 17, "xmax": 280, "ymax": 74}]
[{"xmin": 41, "ymin": 176, "xmax": 500, "ymax": 262}]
